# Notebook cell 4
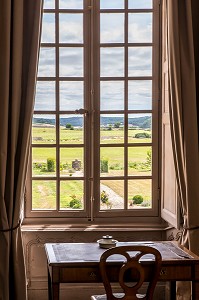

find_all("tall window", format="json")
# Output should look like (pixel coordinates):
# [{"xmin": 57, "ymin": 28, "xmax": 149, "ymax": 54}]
[{"xmin": 25, "ymin": 0, "xmax": 160, "ymax": 223}]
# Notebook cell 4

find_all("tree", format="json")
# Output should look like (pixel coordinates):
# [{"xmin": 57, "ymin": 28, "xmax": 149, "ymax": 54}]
[
  {"xmin": 66, "ymin": 123, "xmax": 72, "ymax": 129},
  {"xmin": 114, "ymin": 122, "xmax": 120, "ymax": 128}
]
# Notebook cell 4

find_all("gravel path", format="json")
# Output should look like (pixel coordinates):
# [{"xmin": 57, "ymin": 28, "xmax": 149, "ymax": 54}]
[{"xmin": 100, "ymin": 183, "xmax": 124, "ymax": 209}]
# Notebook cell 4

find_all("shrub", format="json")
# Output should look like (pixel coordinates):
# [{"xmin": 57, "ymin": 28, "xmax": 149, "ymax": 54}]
[
  {"xmin": 128, "ymin": 162, "xmax": 138, "ymax": 169},
  {"xmin": 134, "ymin": 132, "xmax": 151, "ymax": 139},
  {"xmin": 100, "ymin": 159, "xmax": 108, "ymax": 173},
  {"xmin": 132, "ymin": 194, "xmax": 144, "ymax": 205},
  {"xmin": 110, "ymin": 163, "xmax": 123, "ymax": 170},
  {"xmin": 146, "ymin": 150, "xmax": 152, "ymax": 168},
  {"xmin": 33, "ymin": 162, "xmax": 46, "ymax": 170},
  {"xmin": 141, "ymin": 200, "xmax": 151, "ymax": 207},
  {"xmin": 47, "ymin": 158, "xmax": 55, "ymax": 172},
  {"xmin": 114, "ymin": 122, "xmax": 120, "ymax": 128},
  {"xmin": 101, "ymin": 190, "xmax": 109, "ymax": 204},
  {"xmin": 69, "ymin": 195, "xmax": 82, "ymax": 209}
]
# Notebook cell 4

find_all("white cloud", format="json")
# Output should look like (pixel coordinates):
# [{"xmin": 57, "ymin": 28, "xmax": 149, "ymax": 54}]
[
  {"xmin": 60, "ymin": 81, "xmax": 83, "ymax": 110},
  {"xmin": 128, "ymin": 47, "xmax": 152, "ymax": 76},
  {"xmin": 35, "ymin": 81, "xmax": 55, "ymax": 110},
  {"xmin": 128, "ymin": 80, "xmax": 152, "ymax": 110},
  {"xmin": 59, "ymin": 0, "xmax": 83, "ymax": 9},
  {"xmin": 128, "ymin": 0, "xmax": 152, "ymax": 9},
  {"xmin": 100, "ymin": 81, "xmax": 124, "ymax": 110},
  {"xmin": 38, "ymin": 48, "xmax": 55, "ymax": 77},
  {"xmin": 41, "ymin": 13, "xmax": 55, "ymax": 43},
  {"xmin": 101, "ymin": 48, "xmax": 124, "ymax": 77},
  {"xmin": 128, "ymin": 13, "xmax": 152, "ymax": 43},
  {"xmin": 59, "ymin": 15, "xmax": 83, "ymax": 43},
  {"xmin": 59, "ymin": 48, "xmax": 83, "ymax": 77},
  {"xmin": 101, "ymin": 13, "xmax": 124, "ymax": 43}
]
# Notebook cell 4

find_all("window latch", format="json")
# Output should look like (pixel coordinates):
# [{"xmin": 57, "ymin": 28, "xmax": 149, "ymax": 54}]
[{"xmin": 75, "ymin": 108, "xmax": 88, "ymax": 116}]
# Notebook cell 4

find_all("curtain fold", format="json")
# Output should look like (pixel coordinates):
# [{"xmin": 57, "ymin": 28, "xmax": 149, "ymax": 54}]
[
  {"xmin": 166, "ymin": 0, "xmax": 199, "ymax": 255},
  {"xmin": 0, "ymin": 1, "xmax": 43, "ymax": 299},
  {"xmin": 166, "ymin": 1, "xmax": 199, "ymax": 298}
]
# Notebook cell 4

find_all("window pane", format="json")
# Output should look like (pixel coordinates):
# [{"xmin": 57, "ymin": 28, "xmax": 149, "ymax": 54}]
[
  {"xmin": 128, "ymin": 80, "xmax": 152, "ymax": 110},
  {"xmin": 100, "ymin": 114, "xmax": 124, "ymax": 144},
  {"xmin": 32, "ymin": 115, "xmax": 56, "ymax": 144},
  {"xmin": 100, "ymin": 0, "xmax": 124, "ymax": 9},
  {"xmin": 35, "ymin": 82, "xmax": 55, "ymax": 111},
  {"xmin": 59, "ymin": 0, "xmax": 83, "ymax": 9},
  {"xmin": 60, "ymin": 47, "xmax": 83, "ymax": 77},
  {"xmin": 128, "ymin": 0, "xmax": 152, "ymax": 9},
  {"xmin": 100, "ymin": 180, "xmax": 124, "ymax": 209},
  {"xmin": 60, "ymin": 115, "xmax": 83, "ymax": 144},
  {"xmin": 128, "ymin": 146, "xmax": 152, "ymax": 176},
  {"xmin": 60, "ymin": 148, "xmax": 84, "ymax": 176},
  {"xmin": 128, "ymin": 179, "xmax": 152, "ymax": 209},
  {"xmin": 100, "ymin": 147, "xmax": 124, "ymax": 177},
  {"xmin": 128, "ymin": 114, "xmax": 152, "ymax": 143},
  {"xmin": 60, "ymin": 81, "xmax": 83, "ymax": 111},
  {"xmin": 43, "ymin": 0, "xmax": 55, "ymax": 9},
  {"xmin": 32, "ymin": 180, "xmax": 56, "ymax": 210},
  {"xmin": 38, "ymin": 48, "xmax": 55, "ymax": 77},
  {"xmin": 60, "ymin": 180, "xmax": 84, "ymax": 209},
  {"xmin": 101, "ymin": 48, "xmax": 124, "ymax": 77},
  {"xmin": 128, "ymin": 13, "xmax": 152, "ymax": 43},
  {"xmin": 41, "ymin": 13, "xmax": 55, "ymax": 43},
  {"xmin": 59, "ymin": 14, "xmax": 83, "ymax": 43},
  {"xmin": 100, "ymin": 13, "xmax": 124, "ymax": 43},
  {"xmin": 100, "ymin": 81, "xmax": 124, "ymax": 110},
  {"xmin": 32, "ymin": 148, "xmax": 56, "ymax": 176},
  {"xmin": 128, "ymin": 47, "xmax": 152, "ymax": 77}
]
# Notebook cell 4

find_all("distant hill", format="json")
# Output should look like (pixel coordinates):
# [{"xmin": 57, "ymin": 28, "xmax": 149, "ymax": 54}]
[{"xmin": 33, "ymin": 116, "xmax": 151, "ymax": 129}]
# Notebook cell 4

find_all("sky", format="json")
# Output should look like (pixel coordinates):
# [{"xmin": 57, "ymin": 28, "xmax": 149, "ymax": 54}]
[{"xmin": 35, "ymin": 0, "xmax": 153, "ymax": 116}]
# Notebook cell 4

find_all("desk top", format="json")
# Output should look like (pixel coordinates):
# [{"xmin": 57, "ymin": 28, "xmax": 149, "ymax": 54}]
[{"xmin": 45, "ymin": 241, "xmax": 199, "ymax": 267}]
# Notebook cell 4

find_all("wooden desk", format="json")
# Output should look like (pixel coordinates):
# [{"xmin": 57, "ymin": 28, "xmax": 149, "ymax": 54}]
[{"xmin": 45, "ymin": 241, "xmax": 199, "ymax": 300}]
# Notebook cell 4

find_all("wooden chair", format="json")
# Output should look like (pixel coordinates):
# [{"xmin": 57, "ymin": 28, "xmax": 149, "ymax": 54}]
[{"xmin": 91, "ymin": 245, "xmax": 162, "ymax": 300}]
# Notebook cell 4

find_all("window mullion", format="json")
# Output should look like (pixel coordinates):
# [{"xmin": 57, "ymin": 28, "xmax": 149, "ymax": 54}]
[
  {"xmin": 124, "ymin": 0, "xmax": 129, "ymax": 210},
  {"xmin": 55, "ymin": 1, "xmax": 60, "ymax": 212}
]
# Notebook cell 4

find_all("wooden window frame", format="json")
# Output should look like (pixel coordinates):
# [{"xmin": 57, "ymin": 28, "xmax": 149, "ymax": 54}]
[{"xmin": 25, "ymin": 0, "xmax": 161, "ymax": 225}]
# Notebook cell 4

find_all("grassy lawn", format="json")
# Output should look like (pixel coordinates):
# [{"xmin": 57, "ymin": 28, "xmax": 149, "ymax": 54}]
[{"xmin": 32, "ymin": 126, "xmax": 152, "ymax": 209}]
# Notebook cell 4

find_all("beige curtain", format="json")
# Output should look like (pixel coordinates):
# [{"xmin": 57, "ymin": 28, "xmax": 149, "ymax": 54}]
[
  {"xmin": 166, "ymin": 1, "xmax": 199, "ymax": 298},
  {"xmin": 0, "ymin": 1, "xmax": 43, "ymax": 299},
  {"xmin": 166, "ymin": 0, "xmax": 199, "ymax": 254}
]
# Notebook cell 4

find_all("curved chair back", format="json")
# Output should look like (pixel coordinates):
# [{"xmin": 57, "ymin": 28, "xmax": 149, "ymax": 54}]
[{"xmin": 99, "ymin": 245, "xmax": 162, "ymax": 300}]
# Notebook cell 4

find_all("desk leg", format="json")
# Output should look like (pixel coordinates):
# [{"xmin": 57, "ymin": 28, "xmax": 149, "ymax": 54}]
[
  {"xmin": 47, "ymin": 267, "xmax": 52, "ymax": 300},
  {"xmin": 47, "ymin": 267, "xmax": 60, "ymax": 300},
  {"xmin": 52, "ymin": 283, "xmax": 60, "ymax": 300},
  {"xmin": 170, "ymin": 281, "xmax": 176, "ymax": 300},
  {"xmin": 192, "ymin": 281, "xmax": 199, "ymax": 300}
]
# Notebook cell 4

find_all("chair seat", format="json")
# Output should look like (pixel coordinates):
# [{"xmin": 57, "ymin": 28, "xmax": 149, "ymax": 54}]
[
  {"xmin": 91, "ymin": 293, "xmax": 146, "ymax": 300},
  {"xmin": 91, "ymin": 293, "xmax": 124, "ymax": 300}
]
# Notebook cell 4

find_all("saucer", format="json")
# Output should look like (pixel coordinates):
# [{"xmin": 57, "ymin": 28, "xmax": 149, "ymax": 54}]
[{"xmin": 97, "ymin": 239, "xmax": 118, "ymax": 249}]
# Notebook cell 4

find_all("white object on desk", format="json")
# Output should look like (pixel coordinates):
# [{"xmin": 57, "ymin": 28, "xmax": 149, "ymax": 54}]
[{"xmin": 97, "ymin": 235, "xmax": 118, "ymax": 248}]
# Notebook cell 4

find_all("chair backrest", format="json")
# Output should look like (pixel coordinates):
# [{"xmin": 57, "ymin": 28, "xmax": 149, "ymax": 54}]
[{"xmin": 99, "ymin": 245, "xmax": 162, "ymax": 300}]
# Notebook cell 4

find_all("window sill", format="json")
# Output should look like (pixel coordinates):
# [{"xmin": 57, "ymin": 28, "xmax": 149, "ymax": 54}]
[{"xmin": 22, "ymin": 222, "xmax": 170, "ymax": 233}]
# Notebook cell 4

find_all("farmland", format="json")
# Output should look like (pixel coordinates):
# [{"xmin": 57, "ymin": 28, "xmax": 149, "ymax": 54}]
[{"xmin": 32, "ymin": 122, "xmax": 152, "ymax": 210}]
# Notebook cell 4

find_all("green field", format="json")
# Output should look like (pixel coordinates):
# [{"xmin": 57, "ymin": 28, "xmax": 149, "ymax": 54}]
[{"xmin": 32, "ymin": 126, "xmax": 152, "ymax": 210}]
